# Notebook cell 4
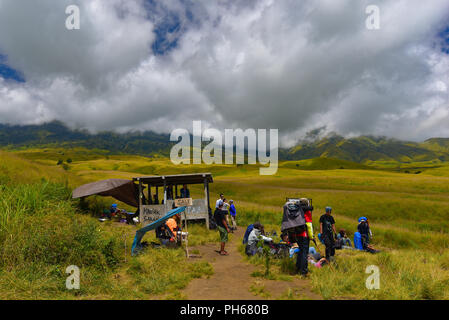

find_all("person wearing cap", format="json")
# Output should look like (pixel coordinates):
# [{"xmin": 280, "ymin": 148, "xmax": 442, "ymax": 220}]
[
  {"xmin": 357, "ymin": 217, "xmax": 371, "ymax": 245},
  {"xmin": 229, "ymin": 200, "xmax": 237, "ymax": 230},
  {"xmin": 319, "ymin": 206, "xmax": 337, "ymax": 262},
  {"xmin": 108, "ymin": 203, "xmax": 119, "ymax": 219},
  {"xmin": 214, "ymin": 200, "xmax": 230, "ymax": 255}
]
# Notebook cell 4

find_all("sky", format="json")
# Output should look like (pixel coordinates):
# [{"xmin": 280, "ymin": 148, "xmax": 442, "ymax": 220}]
[{"xmin": 0, "ymin": 0, "xmax": 448, "ymax": 146}]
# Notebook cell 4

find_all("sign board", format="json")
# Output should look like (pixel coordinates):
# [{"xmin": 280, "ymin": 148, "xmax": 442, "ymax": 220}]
[
  {"xmin": 141, "ymin": 205, "xmax": 166, "ymax": 225},
  {"xmin": 140, "ymin": 199, "xmax": 208, "ymax": 226},
  {"xmin": 174, "ymin": 198, "xmax": 193, "ymax": 207}
]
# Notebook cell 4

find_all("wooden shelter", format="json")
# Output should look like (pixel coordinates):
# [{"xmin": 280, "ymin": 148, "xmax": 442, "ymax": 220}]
[{"xmin": 133, "ymin": 173, "xmax": 213, "ymax": 229}]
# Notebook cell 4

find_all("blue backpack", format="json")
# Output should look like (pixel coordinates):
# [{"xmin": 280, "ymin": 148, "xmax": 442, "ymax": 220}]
[
  {"xmin": 354, "ymin": 232, "xmax": 364, "ymax": 250},
  {"xmin": 243, "ymin": 224, "xmax": 254, "ymax": 244}
]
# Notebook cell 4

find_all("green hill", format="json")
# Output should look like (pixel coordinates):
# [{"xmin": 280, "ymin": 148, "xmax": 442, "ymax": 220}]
[
  {"xmin": 1, "ymin": 122, "xmax": 449, "ymax": 165},
  {"xmin": 286, "ymin": 135, "xmax": 449, "ymax": 164},
  {"xmin": 421, "ymin": 138, "xmax": 449, "ymax": 153},
  {"xmin": 280, "ymin": 157, "xmax": 371, "ymax": 170},
  {"xmin": 0, "ymin": 121, "xmax": 173, "ymax": 157}
]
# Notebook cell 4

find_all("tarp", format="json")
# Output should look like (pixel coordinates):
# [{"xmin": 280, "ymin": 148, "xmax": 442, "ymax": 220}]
[
  {"xmin": 131, "ymin": 206, "xmax": 186, "ymax": 256},
  {"xmin": 72, "ymin": 179, "xmax": 140, "ymax": 207}
]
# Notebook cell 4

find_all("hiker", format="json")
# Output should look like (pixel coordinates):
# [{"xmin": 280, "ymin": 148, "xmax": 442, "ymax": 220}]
[
  {"xmin": 214, "ymin": 201, "xmax": 230, "ymax": 255},
  {"xmin": 229, "ymin": 200, "xmax": 237, "ymax": 230},
  {"xmin": 354, "ymin": 230, "xmax": 380, "ymax": 254},
  {"xmin": 180, "ymin": 184, "xmax": 190, "ymax": 198},
  {"xmin": 336, "ymin": 229, "xmax": 352, "ymax": 249},
  {"xmin": 319, "ymin": 206, "xmax": 337, "ymax": 262},
  {"xmin": 245, "ymin": 222, "xmax": 273, "ymax": 256},
  {"xmin": 216, "ymin": 193, "xmax": 225, "ymax": 208},
  {"xmin": 109, "ymin": 203, "xmax": 118, "ymax": 218},
  {"xmin": 308, "ymin": 253, "xmax": 328, "ymax": 268},
  {"xmin": 281, "ymin": 198, "xmax": 314, "ymax": 276},
  {"xmin": 221, "ymin": 198, "xmax": 232, "ymax": 232},
  {"xmin": 155, "ymin": 213, "xmax": 181, "ymax": 247},
  {"xmin": 357, "ymin": 217, "xmax": 372, "ymax": 245},
  {"xmin": 166, "ymin": 213, "xmax": 181, "ymax": 242}
]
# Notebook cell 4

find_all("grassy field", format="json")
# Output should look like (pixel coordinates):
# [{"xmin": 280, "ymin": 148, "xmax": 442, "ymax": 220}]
[{"xmin": 2, "ymin": 148, "xmax": 449, "ymax": 299}]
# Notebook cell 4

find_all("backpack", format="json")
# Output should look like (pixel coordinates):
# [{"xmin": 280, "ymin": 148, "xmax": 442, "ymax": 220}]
[
  {"xmin": 323, "ymin": 219, "xmax": 333, "ymax": 235},
  {"xmin": 281, "ymin": 202, "xmax": 306, "ymax": 233},
  {"xmin": 208, "ymin": 207, "xmax": 217, "ymax": 229},
  {"xmin": 243, "ymin": 224, "xmax": 254, "ymax": 244},
  {"xmin": 354, "ymin": 232, "xmax": 364, "ymax": 250}
]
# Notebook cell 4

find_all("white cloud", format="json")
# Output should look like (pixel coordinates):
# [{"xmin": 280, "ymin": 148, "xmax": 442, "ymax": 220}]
[{"xmin": 0, "ymin": 0, "xmax": 448, "ymax": 145}]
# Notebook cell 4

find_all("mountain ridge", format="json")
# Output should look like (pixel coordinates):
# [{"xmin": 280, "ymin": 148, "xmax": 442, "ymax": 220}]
[{"xmin": 1, "ymin": 121, "xmax": 449, "ymax": 163}]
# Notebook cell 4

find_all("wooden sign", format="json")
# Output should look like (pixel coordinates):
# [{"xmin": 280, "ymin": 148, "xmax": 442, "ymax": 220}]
[{"xmin": 174, "ymin": 198, "xmax": 193, "ymax": 207}]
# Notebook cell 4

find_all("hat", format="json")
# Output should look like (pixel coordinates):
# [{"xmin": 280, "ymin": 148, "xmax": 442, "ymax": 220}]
[
  {"xmin": 229, "ymin": 199, "xmax": 234, "ymax": 203},
  {"xmin": 358, "ymin": 217, "xmax": 367, "ymax": 223},
  {"xmin": 325, "ymin": 206, "xmax": 332, "ymax": 213},
  {"xmin": 111, "ymin": 204, "xmax": 117, "ymax": 208}
]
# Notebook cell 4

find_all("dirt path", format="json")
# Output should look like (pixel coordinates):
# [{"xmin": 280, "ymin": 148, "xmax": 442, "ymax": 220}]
[{"xmin": 182, "ymin": 228, "xmax": 322, "ymax": 300}]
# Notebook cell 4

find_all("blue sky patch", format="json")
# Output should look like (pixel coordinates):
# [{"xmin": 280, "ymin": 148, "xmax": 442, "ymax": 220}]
[
  {"xmin": 144, "ymin": 0, "xmax": 196, "ymax": 56},
  {"xmin": 0, "ymin": 54, "xmax": 25, "ymax": 83},
  {"xmin": 438, "ymin": 25, "xmax": 449, "ymax": 54}
]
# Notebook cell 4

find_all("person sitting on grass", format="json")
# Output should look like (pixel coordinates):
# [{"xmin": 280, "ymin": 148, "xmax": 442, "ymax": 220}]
[
  {"xmin": 166, "ymin": 213, "xmax": 181, "ymax": 242},
  {"xmin": 214, "ymin": 201, "xmax": 230, "ymax": 256},
  {"xmin": 245, "ymin": 223, "xmax": 273, "ymax": 256},
  {"xmin": 156, "ymin": 213, "xmax": 182, "ymax": 247},
  {"xmin": 335, "ymin": 229, "xmax": 353, "ymax": 250},
  {"xmin": 108, "ymin": 203, "xmax": 119, "ymax": 219},
  {"xmin": 307, "ymin": 252, "xmax": 328, "ymax": 268}
]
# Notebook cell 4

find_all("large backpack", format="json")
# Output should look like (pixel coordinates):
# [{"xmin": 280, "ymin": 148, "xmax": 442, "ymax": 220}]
[
  {"xmin": 243, "ymin": 224, "xmax": 254, "ymax": 244},
  {"xmin": 354, "ymin": 232, "xmax": 364, "ymax": 250},
  {"xmin": 281, "ymin": 202, "xmax": 306, "ymax": 233}
]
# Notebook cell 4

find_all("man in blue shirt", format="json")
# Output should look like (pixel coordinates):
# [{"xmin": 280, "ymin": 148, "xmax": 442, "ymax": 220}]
[
  {"xmin": 229, "ymin": 200, "xmax": 237, "ymax": 230},
  {"xmin": 180, "ymin": 184, "xmax": 190, "ymax": 198}
]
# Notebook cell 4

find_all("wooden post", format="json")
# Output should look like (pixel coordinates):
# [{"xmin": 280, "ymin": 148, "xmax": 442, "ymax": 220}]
[
  {"xmin": 138, "ymin": 179, "xmax": 142, "ymax": 223},
  {"xmin": 184, "ymin": 210, "xmax": 189, "ymax": 258},
  {"xmin": 148, "ymin": 184, "xmax": 152, "ymax": 205},
  {"xmin": 138, "ymin": 179, "xmax": 142, "ymax": 207},
  {"xmin": 175, "ymin": 184, "xmax": 178, "ymax": 199},
  {"xmin": 204, "ymin": 176, "xmax": 210, "ymax": 230},
  {"xmin": 163, "ymin": 177, "xmax": 167, "ymax": 212}
]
